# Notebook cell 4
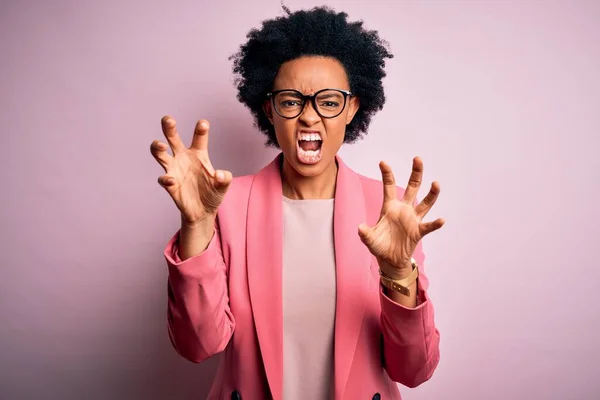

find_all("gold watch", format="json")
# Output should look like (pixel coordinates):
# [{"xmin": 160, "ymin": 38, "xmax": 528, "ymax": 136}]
[{"xmin": 379, "ymin": 258, "xmax": 419, "ymax": 296}]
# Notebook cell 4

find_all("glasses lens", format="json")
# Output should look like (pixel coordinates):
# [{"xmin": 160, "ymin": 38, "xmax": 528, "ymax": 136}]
[
  {"xmin": 315, "ymin": 90, "xmax": 346, "ymax": 118},
  {"xmin": 274, "ymin": 91, "xmax": 304, "ymax": 118}
]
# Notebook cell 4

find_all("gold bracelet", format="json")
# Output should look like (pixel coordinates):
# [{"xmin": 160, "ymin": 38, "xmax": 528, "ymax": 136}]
[{"xmin": 378, "ymin": 258, "xmax": 419, "ymax": 296}]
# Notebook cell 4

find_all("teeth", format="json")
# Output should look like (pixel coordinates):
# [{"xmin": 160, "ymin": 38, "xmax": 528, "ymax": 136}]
[{"xmin": 298, "ymin": 132, "xmax": 322, "ymax": 141}]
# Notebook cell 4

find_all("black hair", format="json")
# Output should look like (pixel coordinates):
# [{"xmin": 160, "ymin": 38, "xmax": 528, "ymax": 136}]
[{"xmin": 230, "ymin": 5, "xmax": 393, "ymax": 147}]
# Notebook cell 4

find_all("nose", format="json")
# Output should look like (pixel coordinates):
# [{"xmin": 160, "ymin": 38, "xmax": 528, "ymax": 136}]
[{"xmin": 298, "ymin": 99, "xmax": 321, "ymax": 126}]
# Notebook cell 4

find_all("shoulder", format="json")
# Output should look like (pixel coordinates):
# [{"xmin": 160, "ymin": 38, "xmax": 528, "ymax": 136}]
[
  {"xmin": 229, "ymin": 174, "xmax": 255, "ymax": 195},
  {"xmin": 220, "ymin": 174, "xmax": 255, "ymax": 209},
  {"xmin": 215, "ymin": 174, "xmax": 256, "ymax": 232}
]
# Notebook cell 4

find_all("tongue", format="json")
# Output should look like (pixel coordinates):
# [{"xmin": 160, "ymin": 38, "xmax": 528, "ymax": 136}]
[{"xmin": 299, "ymin": 140, "xmax": 320, "ymax": 151}]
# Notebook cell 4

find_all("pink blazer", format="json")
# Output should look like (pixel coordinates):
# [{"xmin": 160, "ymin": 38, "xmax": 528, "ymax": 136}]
[{"xmin": 164, "ymin": 154, "xmax": 440, "ymax": 400}]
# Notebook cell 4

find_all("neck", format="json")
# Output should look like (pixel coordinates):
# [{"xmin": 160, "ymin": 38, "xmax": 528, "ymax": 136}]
[{"xmin": 280, "ymin": 156, "xmax": 338, "ymax": 200}]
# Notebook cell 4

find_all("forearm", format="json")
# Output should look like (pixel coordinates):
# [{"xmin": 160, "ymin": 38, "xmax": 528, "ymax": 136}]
[
  {"xmin": 378, "ymin": 248, "xmax": 440, "ymax": 386},
  {"xmin": 164, "ymin": 228, "xmax": 235, "ymax": 362},
  {"xmin": 179, "ymin": 214, "xmax": 216, "ymax": 260},
  {"xmin": 379, "ymin": 282, "xmax": 440, "ymax": 387},
  {"xmin": 167, "ymin": 269, "xmax": 234, "ymax": 362}
]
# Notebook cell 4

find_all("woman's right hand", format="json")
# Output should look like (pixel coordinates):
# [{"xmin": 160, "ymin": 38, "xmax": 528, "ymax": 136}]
[{"xmin": 150, "ymin": 116, "xmax": 233, "ymax": 226}]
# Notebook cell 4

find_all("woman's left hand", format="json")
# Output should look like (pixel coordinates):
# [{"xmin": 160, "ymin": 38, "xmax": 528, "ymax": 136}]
[{"xmin": 358, "ymin": 157, "xmax": 445, "ymax": 279}]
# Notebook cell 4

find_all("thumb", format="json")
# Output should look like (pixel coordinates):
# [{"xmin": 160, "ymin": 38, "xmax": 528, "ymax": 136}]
[
  {"xmin": 214, "ymin": 169, "xmax": 233, "ymax": 193},
  {"xmin": 357, "ymin": 223, "xmax": 372, "ymax": 243}
]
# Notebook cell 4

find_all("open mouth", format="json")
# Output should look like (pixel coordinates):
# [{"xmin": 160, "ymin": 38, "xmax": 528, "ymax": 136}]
[{"xmin": 296, "ymin": 132, "xmax": 323, "ymax": 164}]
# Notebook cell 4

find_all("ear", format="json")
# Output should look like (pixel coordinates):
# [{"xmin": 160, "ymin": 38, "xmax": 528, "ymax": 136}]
[
  {"xmin": 345, "ymin": 96, "xmax": 360, "ymax": 125},
  {"xmin": 263, "ymin": 100, "xmax": 274, "ymax": 125}
]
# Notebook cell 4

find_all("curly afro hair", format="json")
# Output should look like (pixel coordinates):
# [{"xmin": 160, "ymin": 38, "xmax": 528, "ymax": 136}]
[{"xmin": 230, "ymin": 5, "xmax": 393, "ymax": 148}]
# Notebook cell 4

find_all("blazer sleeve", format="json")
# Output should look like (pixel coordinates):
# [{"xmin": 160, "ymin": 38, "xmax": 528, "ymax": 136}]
[
  {"xmin": 163, "ymin": 223, "xmax": 235, "ymax": 363},
  {"xmin": 379, "ymin": 241, "xmax": 441, "ymax": 388}
]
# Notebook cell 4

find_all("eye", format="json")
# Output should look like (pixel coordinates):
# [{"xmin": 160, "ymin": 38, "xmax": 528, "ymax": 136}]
[
  {"xmin": 280, "ymin": 100, "xmax": 301, "ymax": 107},
  {"xmin": 319, "ymin": 101, "xmax": 340, "ymax": 108}
]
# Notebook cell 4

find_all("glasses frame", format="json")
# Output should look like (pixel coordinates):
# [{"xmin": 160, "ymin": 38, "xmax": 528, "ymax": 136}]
[{"xmin": 266, "ymin": 88, "xmax": 353, "ymax": 119}]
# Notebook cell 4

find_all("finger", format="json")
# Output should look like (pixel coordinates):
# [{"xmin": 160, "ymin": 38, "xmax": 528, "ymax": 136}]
[
  {"xmin": 191, "ymin": 119, "xmax": 210, "ymax": 151},
  {"xmin": 357, "ymin": 223, "xmax": 374, "ymax": 245},
  {"xmin": 379, "ymin": 161, "xmax": 397, "ymax": 203},
  {"xmin": 161, "ymin": 115, "xmax": 186, "ymax": 154},
  {"xmin": 150, "ymin": 140, "xmax": 172, "ymax": 171},
  {"xmin": 402, "ymin": 156, "xmax": 423, "ymax": 204},
  {"xmin": 214, "ymin": 169, "xmax": 233, "ymax": 193},
  {"xmin": 419, "ymin": 218, "xmax": 445, "ymax": 237},
  {"xmin": 415, "ymin": 181, "xmax": 440, "ymax": 217},
  {"xmin": 157, "ymin": 174, "xmax": 176, "ymax": 189}
]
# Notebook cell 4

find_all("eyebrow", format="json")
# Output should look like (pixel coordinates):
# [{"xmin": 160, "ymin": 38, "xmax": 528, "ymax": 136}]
[{"xmin": 315, "ymin": 92, "xmax": 343, "ymax": 99}]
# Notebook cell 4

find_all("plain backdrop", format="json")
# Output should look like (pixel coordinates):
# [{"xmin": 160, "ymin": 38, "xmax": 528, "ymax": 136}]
[{"xmin": 1, "ymin": 0, "xmax": 599, "ymax": 399}]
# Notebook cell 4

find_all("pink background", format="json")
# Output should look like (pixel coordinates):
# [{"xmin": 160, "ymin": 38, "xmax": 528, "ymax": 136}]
[{"xmin": 1, "ymin": 0, "xmax": 599, "ymax": 399}]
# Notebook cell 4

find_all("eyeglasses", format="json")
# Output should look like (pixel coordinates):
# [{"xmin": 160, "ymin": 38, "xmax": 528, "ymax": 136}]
[{"xmin": 266, "ymin": 88, "xmax": 353, "ymax": 119}]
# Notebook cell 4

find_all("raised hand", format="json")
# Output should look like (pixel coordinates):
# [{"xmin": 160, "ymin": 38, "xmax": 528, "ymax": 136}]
[
  {"xmin": 358, "ymin": 157, "xmax": 445, "ymax": 279},
  {"xmin": 150, "ymin": 116, "xmax": 233, "ymax": 226}
]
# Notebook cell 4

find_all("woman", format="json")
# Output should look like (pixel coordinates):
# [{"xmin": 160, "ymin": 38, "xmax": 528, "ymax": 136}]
[{"xmin": 151, "ymin": 6, "xmax": 444, "ymax": 400}]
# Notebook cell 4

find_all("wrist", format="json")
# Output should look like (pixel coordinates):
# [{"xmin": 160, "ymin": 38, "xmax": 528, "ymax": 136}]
[
  {"xmin": 180, "ymin": 214, "xmax": 216, "ymax": 245},
  {"xmin": 181, "ymin": 213, "xmax": 216, "ymax": 230},
  {"xmin": 179, "ymin": 214, "xmax": 216, "ymax": 260},
  {"xmin": 378, "ymin": 259, "xmax": 414, "ymax": 280}
]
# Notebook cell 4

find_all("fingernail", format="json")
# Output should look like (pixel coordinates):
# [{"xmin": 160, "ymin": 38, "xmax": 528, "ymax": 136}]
[{"xmin": 216, "ymin": 171, "xmax": 224, "ymax": 181}]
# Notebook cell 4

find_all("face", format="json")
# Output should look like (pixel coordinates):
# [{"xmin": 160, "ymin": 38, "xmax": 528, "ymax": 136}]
[{"xmin": 264, "ymin": 56, "xmax": 359, "ymax": 178}]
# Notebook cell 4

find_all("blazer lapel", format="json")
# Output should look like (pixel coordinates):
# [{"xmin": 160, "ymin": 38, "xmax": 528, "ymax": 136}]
[
  {"xmin": 246, "ymin": 154, "xmax": 284, "ymax": 400},
  {"xmin": 333, "ymin": 155, "xmax": 371, "ymax": 399}
]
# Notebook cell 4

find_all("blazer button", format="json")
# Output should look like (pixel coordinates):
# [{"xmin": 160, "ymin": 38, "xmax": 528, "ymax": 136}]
[
  {"xmin": 231, "ymin": 391, "xmax": 241, "ymax": 400},
  {"xmin": 372, "ymin": 394, "xmax": 381, "ymax": 400}
]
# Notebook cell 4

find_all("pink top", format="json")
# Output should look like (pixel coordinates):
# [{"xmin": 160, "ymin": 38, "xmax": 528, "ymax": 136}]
[{"xmin": 282, "ymin": 196, "xmax": 336, "ymax": 399}]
